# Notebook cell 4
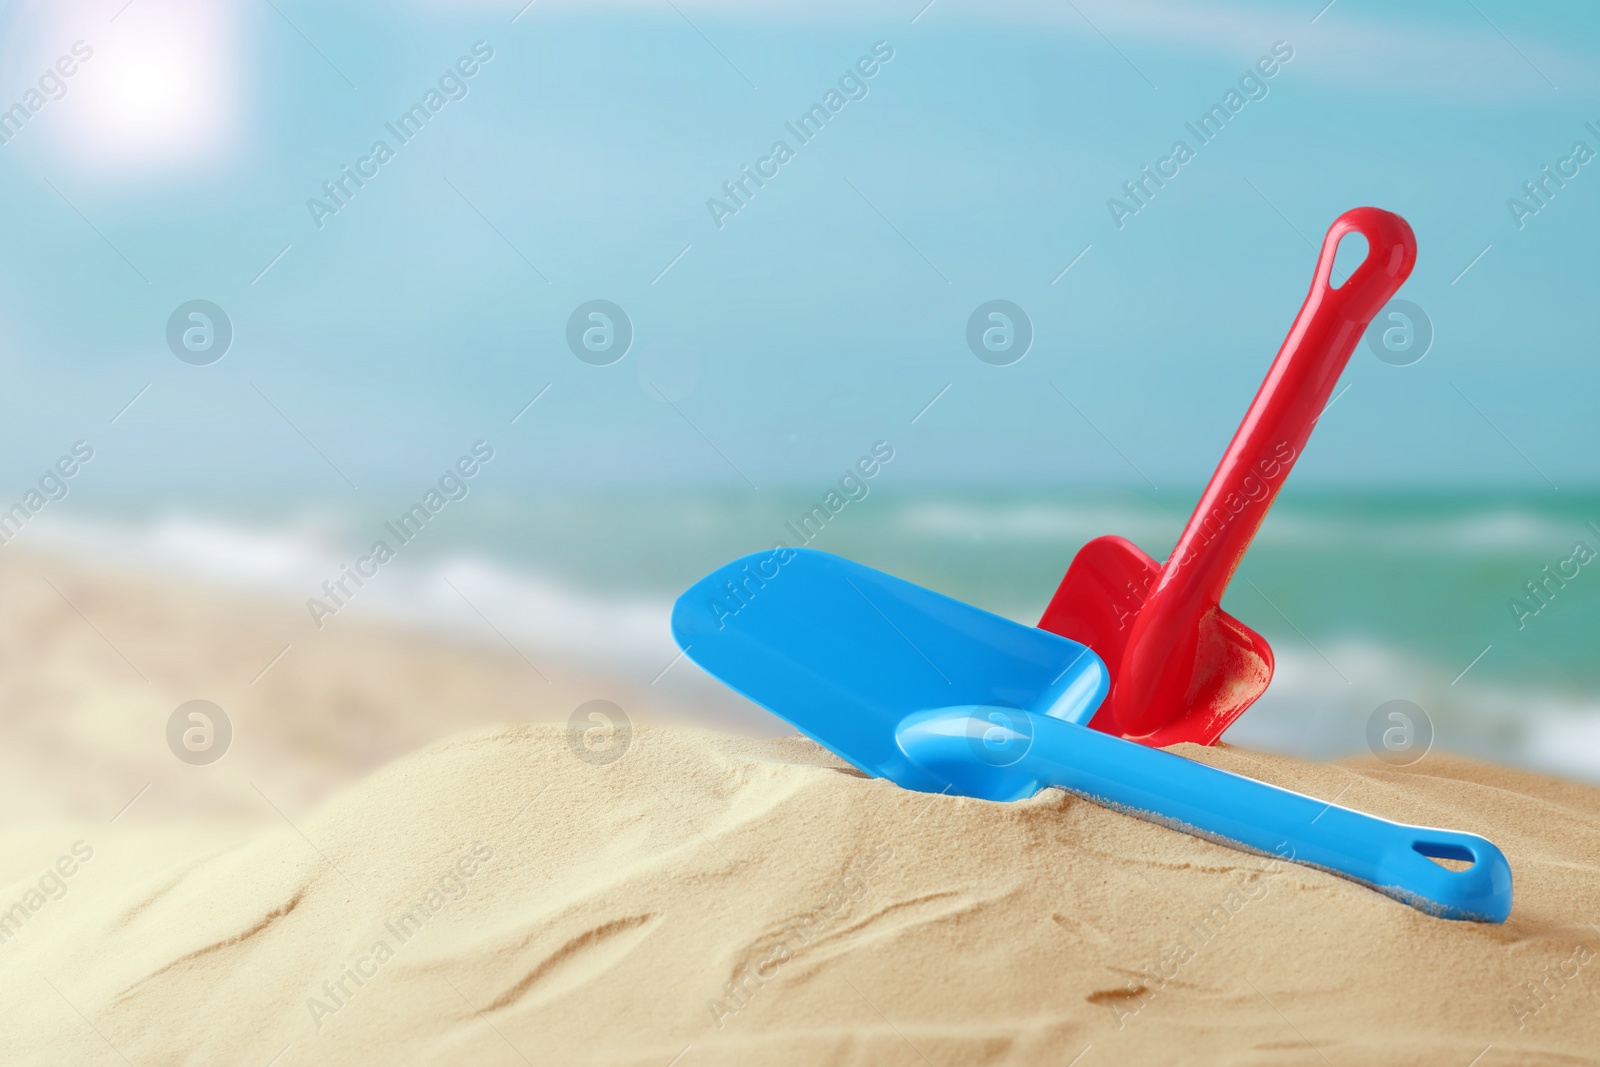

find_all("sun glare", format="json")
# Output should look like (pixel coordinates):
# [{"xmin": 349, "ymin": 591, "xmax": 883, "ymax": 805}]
[{"xmin": 18, "ymin": 0, "xmax": 241, "ymax": 176}]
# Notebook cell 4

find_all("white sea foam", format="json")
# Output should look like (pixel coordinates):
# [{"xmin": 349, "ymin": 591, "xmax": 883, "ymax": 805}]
[
  {"xmin": 895, "ymin": 499, "xmax": 1583, "ymax": 555},
  {"xmin": 19, "ymin": 511, "xmax": 741, "ymax": 716},
  {"xmin": 1524, "ymin": 715, "xmax": 1600, "ymax": 781},
  {"xmin": 1231, "ymin": 641, "xmax": 1600, "ymax": 782}
]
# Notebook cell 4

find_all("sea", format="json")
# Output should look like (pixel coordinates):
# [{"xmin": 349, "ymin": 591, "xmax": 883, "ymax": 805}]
[{"xmin": 24, "ymin": 486, "xmax": 1600, "ymax": 783}]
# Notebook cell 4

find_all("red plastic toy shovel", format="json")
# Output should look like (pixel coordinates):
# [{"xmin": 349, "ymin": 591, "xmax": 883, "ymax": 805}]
[{"xmin": 1040, "ymin": 207, "xmax": 1417, "ymax": 747}]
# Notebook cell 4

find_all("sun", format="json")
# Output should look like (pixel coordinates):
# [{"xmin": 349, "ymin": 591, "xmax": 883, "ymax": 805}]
[{"xmin": 9, "ymin": 0, "xmax": 242, "ymax": 176}]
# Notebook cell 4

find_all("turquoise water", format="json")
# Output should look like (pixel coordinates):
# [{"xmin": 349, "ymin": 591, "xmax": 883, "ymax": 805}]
[
  {"xmin": 453, "ymin": 486, "xmax": 1600, "ymax": 777},
  {"xmin": 50, "ymin": 486, "xmax": 1598, "ymax": 778},
  {"xmin": 375, "ymin": 486, "xmax": 1600, "ymax": 692}
]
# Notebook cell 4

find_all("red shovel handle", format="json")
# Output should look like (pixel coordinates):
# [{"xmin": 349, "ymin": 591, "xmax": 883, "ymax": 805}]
[{"xmin": 1115, "ymin": 207, "xmax": 1416, "ymax": 737}]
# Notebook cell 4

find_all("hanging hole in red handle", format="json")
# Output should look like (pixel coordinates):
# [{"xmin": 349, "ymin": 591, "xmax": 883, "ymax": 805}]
[
  {"xmin": 1316, "ymin": 208, "xmax": 1417, "ymax": 307},
  {"xmin": 1328, "ymin": 231, "xmax": 1369, "ymax": 289}
]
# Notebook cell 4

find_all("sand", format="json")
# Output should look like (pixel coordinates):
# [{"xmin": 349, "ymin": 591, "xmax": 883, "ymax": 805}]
[
  {"xmin": 0, "ymin": 723, "xmax": 1597, "ymax": 1065},
  {"xmin": 0, "ymin": 545, "xmax": 736, "ymax": 824},
  {"xmin": 3, "ymin": 549, "xmax": 1600, "ymax": 1065}
]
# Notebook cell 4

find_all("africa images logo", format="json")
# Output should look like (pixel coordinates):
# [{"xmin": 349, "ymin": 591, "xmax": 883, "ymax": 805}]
[
  {"xmin": 1106, "ymin": 41, "xmax": 1294, "ymax": 229},
  {"xmin": 0, "ymin": 40, "xmax": 94, "ymax": 147},
  {"xmin": 306, "ymin": 42, "xmax": 495, "ymax": 230}
]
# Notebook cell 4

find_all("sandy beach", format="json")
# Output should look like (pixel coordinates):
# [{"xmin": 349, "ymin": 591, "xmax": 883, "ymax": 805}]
[
  {"xmin": 0, "ymin": 544, "xmax": 696, "ymax": 825},
  {"xmin": 2, "ymin": 550, "xmax": 1599, "ymax": 1065}
]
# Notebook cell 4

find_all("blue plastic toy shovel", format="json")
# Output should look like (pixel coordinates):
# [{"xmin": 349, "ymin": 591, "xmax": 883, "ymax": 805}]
[{"xmin": 672, "ymin": 548, "xmax": 1512, "ymax": 923}]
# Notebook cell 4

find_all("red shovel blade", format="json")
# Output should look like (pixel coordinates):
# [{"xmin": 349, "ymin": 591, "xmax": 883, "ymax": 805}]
[
  {"xmin": 1039, "ymin": 536, "xmax": 1272, "ymax": 745},
  {"xmin": 1037, "ymin": 536, "xmax": 1159, "ymax": 686},
  {"xmin": 1041, "ymin": 207, "xmax": 1417, "ymax": 747}
]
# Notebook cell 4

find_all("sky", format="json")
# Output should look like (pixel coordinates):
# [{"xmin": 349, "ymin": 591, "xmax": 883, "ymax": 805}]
[{"xmin": 0, "ymin": 0, "xmax": 1594, "ymax": 501}]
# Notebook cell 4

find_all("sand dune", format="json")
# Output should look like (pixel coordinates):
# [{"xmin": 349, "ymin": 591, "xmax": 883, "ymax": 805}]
[{"xmin": 4, "ymin": 723, "xmax": 1599, "ymax": 1065}]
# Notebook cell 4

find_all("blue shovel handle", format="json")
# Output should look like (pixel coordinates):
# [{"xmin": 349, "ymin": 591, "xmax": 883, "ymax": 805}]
[{"xmin": 897, "ymin": 708, "xmax": 1512, "ymax": 922}]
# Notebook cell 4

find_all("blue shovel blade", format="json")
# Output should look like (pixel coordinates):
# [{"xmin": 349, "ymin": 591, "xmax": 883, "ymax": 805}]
[{"xmin": 671, "ymin": 548, "xmax": 1110, "ymax": 792}]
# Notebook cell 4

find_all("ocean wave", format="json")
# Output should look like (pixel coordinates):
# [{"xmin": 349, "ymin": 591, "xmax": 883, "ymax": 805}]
[
  {"xmin": 16, "ymin": 510, "xmax": 1600, "ymax": 781},
  {"xmin": 1231, "ymin": 640, "xmax": 1600, "ymax": 782},
  {"xmin": 23, "ymin": 510, "xmax": 686, "ymax": 679},
  {"xmin": 891, "ymin": 500, "xmax": 1586, "ymax": 555}
]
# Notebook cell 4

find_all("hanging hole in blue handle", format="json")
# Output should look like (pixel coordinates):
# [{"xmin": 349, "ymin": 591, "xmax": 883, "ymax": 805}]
[{"xmin": 1413, "ymin": 840, "xmax": 1476, "ymax": 872}]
